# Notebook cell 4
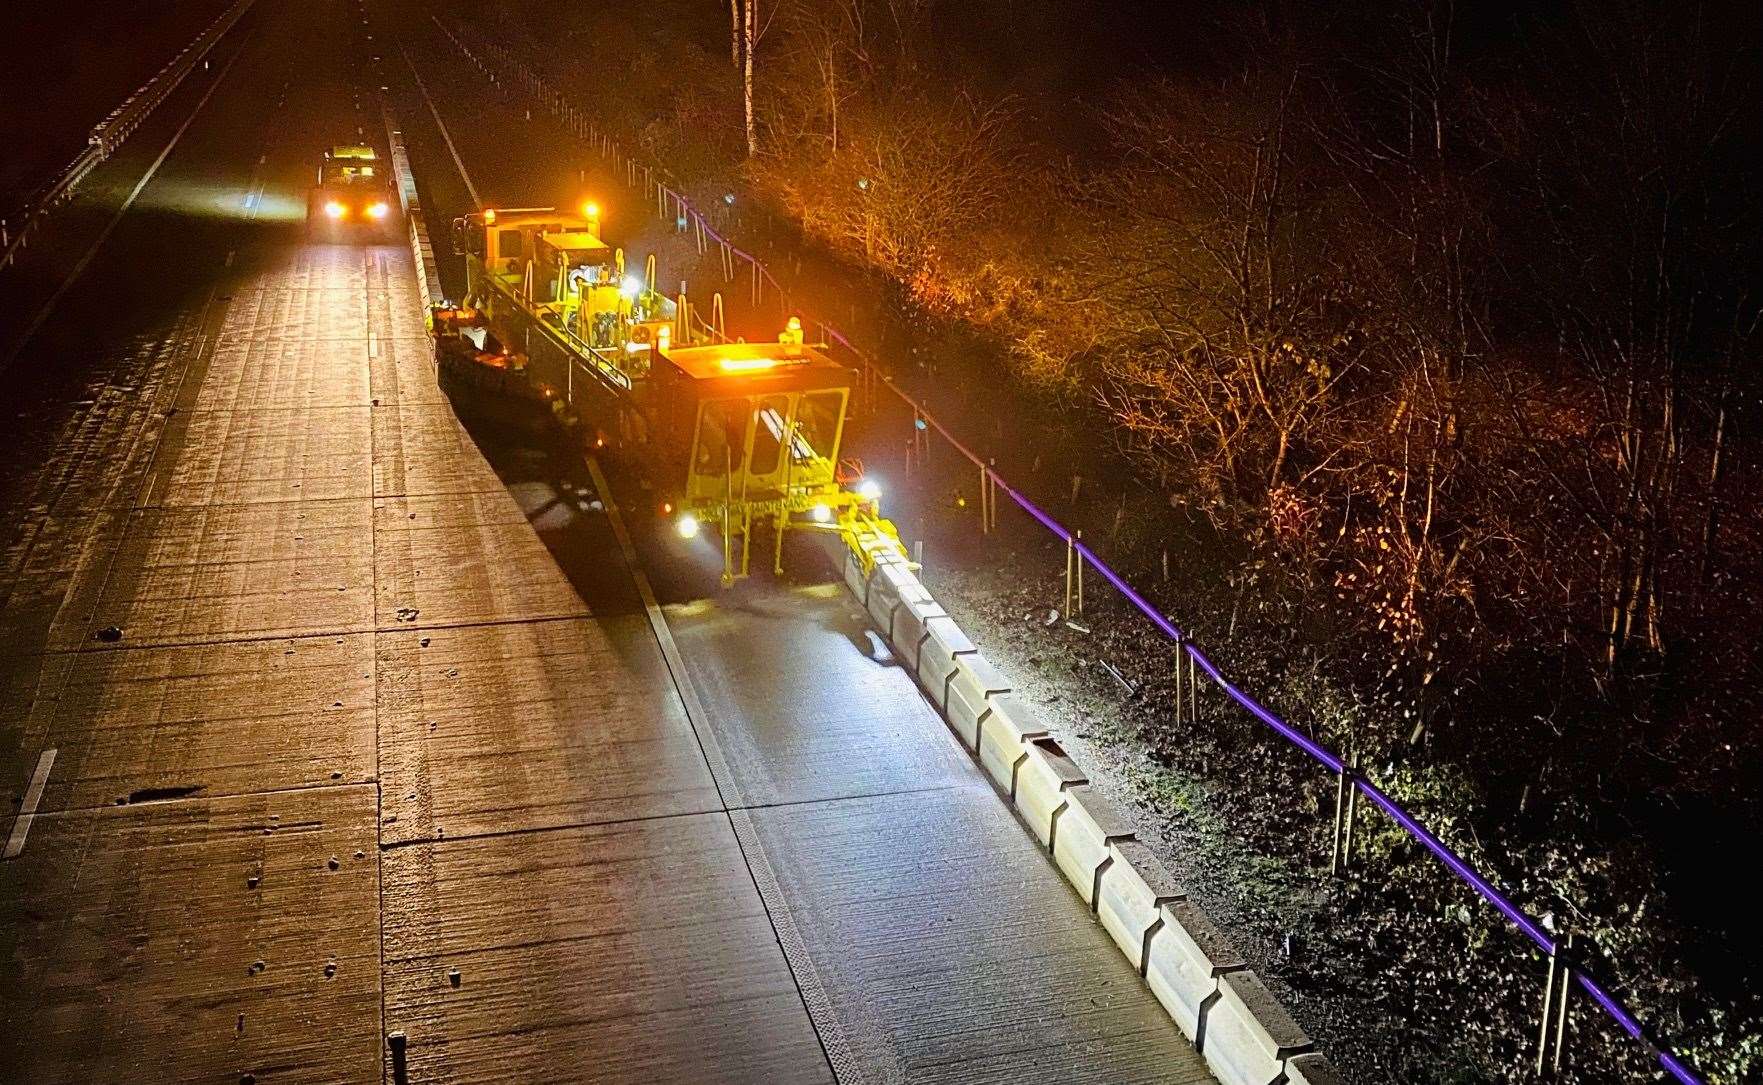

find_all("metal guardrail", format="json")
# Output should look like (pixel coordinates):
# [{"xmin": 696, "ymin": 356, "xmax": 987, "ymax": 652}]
[
  {"xmin": 436, "ymin": 22, "xmax": 1706, "ymax": 1083},
  {"xmin": 0, "ymin": 0, "xmax": 257, "ymax": 272}
]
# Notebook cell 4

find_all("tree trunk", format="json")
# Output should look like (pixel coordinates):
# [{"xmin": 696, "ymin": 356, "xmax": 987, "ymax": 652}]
[{"xmin": 743, "ymin": 0, "xmax": 758, "ymax": 157}]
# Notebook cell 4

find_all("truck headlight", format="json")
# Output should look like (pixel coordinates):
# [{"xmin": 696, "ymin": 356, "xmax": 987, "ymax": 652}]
[
  {"xmin": 367, "ymin": 202, "xmax": 389, "ymax": 219},
  {"xmin": 325, "ymin": 200, "xmax": 346, "ymax": 219}
]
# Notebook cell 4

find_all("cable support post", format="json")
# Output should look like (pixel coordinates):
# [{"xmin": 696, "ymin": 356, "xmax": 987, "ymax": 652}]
[{"xmin": 1536, "ymin": 931, "xmax": 1577, "ymax": 1076}]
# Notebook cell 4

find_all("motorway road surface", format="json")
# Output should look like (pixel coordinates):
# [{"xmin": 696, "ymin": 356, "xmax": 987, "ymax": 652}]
[{"xmin": 0, "ymin": 0, "xmax": 1214, "ymax": 1081}]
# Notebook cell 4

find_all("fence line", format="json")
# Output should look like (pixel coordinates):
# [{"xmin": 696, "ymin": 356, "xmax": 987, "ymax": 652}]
[{"xmin": 432, "ymin": 21, "xmax": 1702, "ymax": 1082}]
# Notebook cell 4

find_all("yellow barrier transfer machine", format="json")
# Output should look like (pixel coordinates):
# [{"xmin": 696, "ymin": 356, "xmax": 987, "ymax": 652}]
[{"xmin": 434, "ymin": 203, "xmax": 903, "ymax": 583}]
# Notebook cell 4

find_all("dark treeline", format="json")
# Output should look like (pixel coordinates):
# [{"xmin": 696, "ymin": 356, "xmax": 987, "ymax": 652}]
[{"xmin": 485, "ymin": 0, "xmax": 1762, "ymax": 1076}]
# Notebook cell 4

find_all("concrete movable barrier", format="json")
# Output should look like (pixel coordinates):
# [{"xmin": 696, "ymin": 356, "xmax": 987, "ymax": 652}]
[
  {"xmin": 976, "ymin": 693, "xmax": 1050, "ymax": 793},
  {"xmin": 1201, "ymin": 970, "xmax": 1313, "ymax": 1085},
  {"xmin": 1146, "ymin": 898, "xmax": 1247, "ymax": 1042},
  {"xmin": 1285, "ymin": 1052, "xmax": 1348, "ymax": 1085},
  {"xmin": 1096, "ymin": 840, "xmax": 1185, "ymax": 972},
  {"xmin": 891, "ymin": 596, "xmax": 948, "ymax": 673},
  {"xmin": 1012, "ymin": 737, "xmax": 1088, "ymax": 848},
  {"xmin": 945, "ymin": 654, "xmax": 1013, "ymax": 750},
  {"xmin": 843, "ymin": 548, "xmax": 871, "ymax": 605},
  {"xmin": 865, "ymin": 567, "xmax": 906, "ymax": 637},
  {"xmin": 914, "ymin": 616, "xmax": 976, "ymax": 712},
  {"xmin": 1050, "ymin": 785, "xmax": 1136, "ymax": 907},
  {"xmin": 868, "ymin": 563, "xmax": 933, "ymax": 644}
]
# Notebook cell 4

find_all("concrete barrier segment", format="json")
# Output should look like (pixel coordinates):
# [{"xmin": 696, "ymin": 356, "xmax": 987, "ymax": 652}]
[
  {"xmin": 914, "ymin": 617, "xmax": 976, "ymax": 713},
  {"xmin": 865, "ymin": 573, "xmax": 904, "ymax": 637},
  {"xmin": 976, "ymin": 694, "xmax": 1050, "ymax": 792},
  {"xmin": 842, "ymin": 547, "xmax": 870, "ymax": 605},
  {"xmin": 891, "ymin": 598, "xmax": 948, "ymax": 672},
  {"xmin": 1050, "ymin": 785, "xmax": 1137, "ymax": 907},
  {"xmin": 945, "ymin": 654, "xmax": 1013, "ymax": 750},
  {"xmin": 1146, "ymin": 898, "xmax": 1247, "ymax": 1042},
  {"xmin": 1013, "ymin": 737, "xmax": 1088, "ymax": 849},
  {"xmin": 1201, "ymin": 970, "xmax": 1313, "ymax": 1085},
  {"xmin": 1285, "ymin": 1052, "xmax": 1348, "ymax": 1085},
  {"xmin": 1097, "ymin": 840, "xmax": 1186, "ymax": 973}
]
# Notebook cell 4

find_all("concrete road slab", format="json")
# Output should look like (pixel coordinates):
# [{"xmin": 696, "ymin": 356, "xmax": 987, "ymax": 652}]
[
  {"xmin": 0, "ymin": 785, "xmax": 382, "ymax": 1085},
  {"xmin": 370, "ymin": 402, "xmax": 506, "ymax": 498},
  {"xmin": 372, "ymin": 492, "xmax": 589, "ymax": 628},
  {"xmin": 670, "ymin": 583, "xmax": 973, "ymax": 808},
  {"xmin": 368, "ymin": 336, "xmax": 450, "ymax": 407},
  {"xmin": 17, "ymin": 632, "xmax": 375, "ymax": 814},
  {"xmin": 381, "ymin": 811, "xmax": 832, "ymax": 1085},
  {"xmin": 137, "ymin": 403, "xmax": 374, "ymax": 507},
  {"xmin": 747, "ymin": 784, "xmax": 1211, "ymax": 1085},
  {"xmin": 182, "ymin": 338, "xmax": 374, "ymax": 412},
  {"xmin": 64, "ymin": 497, "xmax": 375, "ymax": 649},
  {"xmin": 375, "ymin": 617, "xmax": 717, "ymax": 844}
]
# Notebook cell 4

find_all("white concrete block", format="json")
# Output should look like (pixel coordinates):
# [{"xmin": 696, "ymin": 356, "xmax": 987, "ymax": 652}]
[
  {"xmin": 1097, "ymin": 840, "xmax": 1184, "ymax": 971},
  {"xmin": 865, "ymin": 573, "xmax": 903, "ymax": 635},
  {"xmin": 1050, "ymin": 785, "xmax": 1135, "ymax": 906},
  {"xmin": 1202, "ymin": 970, "xmax": 1311, "ymax": 1085},
  {"xmin": 1285, "ymin": 1052, "xmax": 1347, "ymax": 1085},
  {"xmin": 915, "ymin": 617, "xmax": 975, "ymax": 711},
  {"xmin": 976, "ymin": 694, "xmax": 1049, "ymax": 794},
  {"xmin": 946, "ymin": 654, "xmax": 1012, "ymax": 751},
  {"xmin": 1146, "ymin": 899, "xmax": 1246, "ymax": 1042},
  {"xmin": 891, "ymin": 599, "xmax": 947, "ymax": 672},
  {"xmin": 842, "ymin": 549, "xmax": 870, "ymax": 605},
  {"xmin": 1013, "ymin": 737, "xmax": 1087, "ymax": 848}
]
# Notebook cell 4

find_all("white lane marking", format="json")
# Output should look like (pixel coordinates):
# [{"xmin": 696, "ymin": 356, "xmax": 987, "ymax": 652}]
[
  {"xmin": 367, "ymin": 331, "xmax": 380, "ymax": 358},
  {"xmin": 4, "ymin": 749, "xmax": 58, "ymax": 860},
  {"xmin": 584, "ymin": 457, "xmax": 860, "ymax": 1081},
  {"xmin": 0, "ymin": 36, "xmax": 252, "ymax": 374}
]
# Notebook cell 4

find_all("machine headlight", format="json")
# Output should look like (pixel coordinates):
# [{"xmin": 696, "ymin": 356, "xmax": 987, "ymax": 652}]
[
  {"xmin": 857, "ymin": 479, "xmax": 882, "ymax": 502},
  {"xmin": 367, "ymin": 201, "xmax": 389, "ymax": 219},
  {"xmin": 324, "ymin": 200, "xmax": 346, "ymax": 219},
  {"xmin": 676, "ymin": 513, "xmax": 700, "ymax": 539},
  {"xmin": 810, "ymin": 503, "xmax": 832, "ymax": 523}
]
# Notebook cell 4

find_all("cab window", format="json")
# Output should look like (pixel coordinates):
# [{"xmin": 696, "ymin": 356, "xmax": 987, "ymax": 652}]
[
  {"xmin": 749, "ymin": 396, "xmax": 791, "ymax": 477},
  {"xmin": 694, "ymin": 400, "xmax": 745, "ymax": 477},
  {"xmin": 793, "ymin": 391, "xmax": 844, "ymax": 463}
]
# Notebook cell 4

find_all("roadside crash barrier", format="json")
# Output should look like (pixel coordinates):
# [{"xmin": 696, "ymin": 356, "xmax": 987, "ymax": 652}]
[
  {"xmin": 2, "ymin": 0, "xmax": 257, "ymax": 273},
  {"xmin": 380, "ymin": 106, "xmax": 443, "ymax": 322},
  {"xmin": 840, "ymin": 550, "xmax": 1345, "ymax": 1084}
]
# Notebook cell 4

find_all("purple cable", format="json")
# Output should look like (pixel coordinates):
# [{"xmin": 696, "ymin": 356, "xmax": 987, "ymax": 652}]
[{"xmin": 989, "ymin": 473, "xmax": 1701, "ymax": 1084}]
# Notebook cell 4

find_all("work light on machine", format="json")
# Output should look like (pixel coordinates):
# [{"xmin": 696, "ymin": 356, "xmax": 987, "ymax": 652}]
[
  {"xmin": 620, "ymin": 275, "xmax": 642, "ymax": 299},
  {"xmin": 676, "ymin": 512, "xmax": 701, "ymax": 539},
  {"xmin": 367, "ymin": 201, "xmax": 389, "ymax": 219},
  {"xmin": 325, "ymin": 200, "xmax": 346, "ymax": 219},
  {"xmin": 810, "ymin": 503, "xmax": 832, "ymax": 523},
  {"xmin": 858, "ymin": 478, "xmax": 882, "ymax": 502}
]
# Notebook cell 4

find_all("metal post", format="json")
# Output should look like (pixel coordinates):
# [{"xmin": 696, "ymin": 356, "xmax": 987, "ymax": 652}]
[
  {"xmin": 987, "ymin": 459, "xmax": 998, "ymax": 531},
  {"xmin": 1173, "ymin": 635, "xmax": 1184, "ymax": 726},
  {"xmin": 1188, "ymin": 647, "xmax": 1197, "ymax": 721},
  {"xmin": 1330, "ymin": 755, "xmax": 1354, "ymax": 877},
  {"xmin": 1075, "ymin": 530, "xmax": 1085, "ymax": 616},
  {"xmin": 1064, "ymin": 536, "xmax": 1074, "ymax": 619},
  {"xmin": 979, "ymin": 463, "xmax": 989, "ymax": 534},
  {"xmin": 1536, "ymin": 934, "xmax": 1575, "ymax": 1075}
]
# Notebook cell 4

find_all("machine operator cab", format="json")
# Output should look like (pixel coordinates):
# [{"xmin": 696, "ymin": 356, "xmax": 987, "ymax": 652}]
[
  {"xmin": 652, "ymin": 319, "xmax": 860, "ymax": 581},
  {"xmin": 452, "ymin": 204, "xmax": 667, "ymax": 376},
  {"xmin": 307, "ymin": 146, "xmax": 396, "ymax": 239}
]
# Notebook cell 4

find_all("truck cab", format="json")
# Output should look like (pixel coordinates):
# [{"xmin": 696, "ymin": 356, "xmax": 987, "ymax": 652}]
[{"xmin": 307, "ymin": 145, "xmax": 396, "ymax": 239}]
